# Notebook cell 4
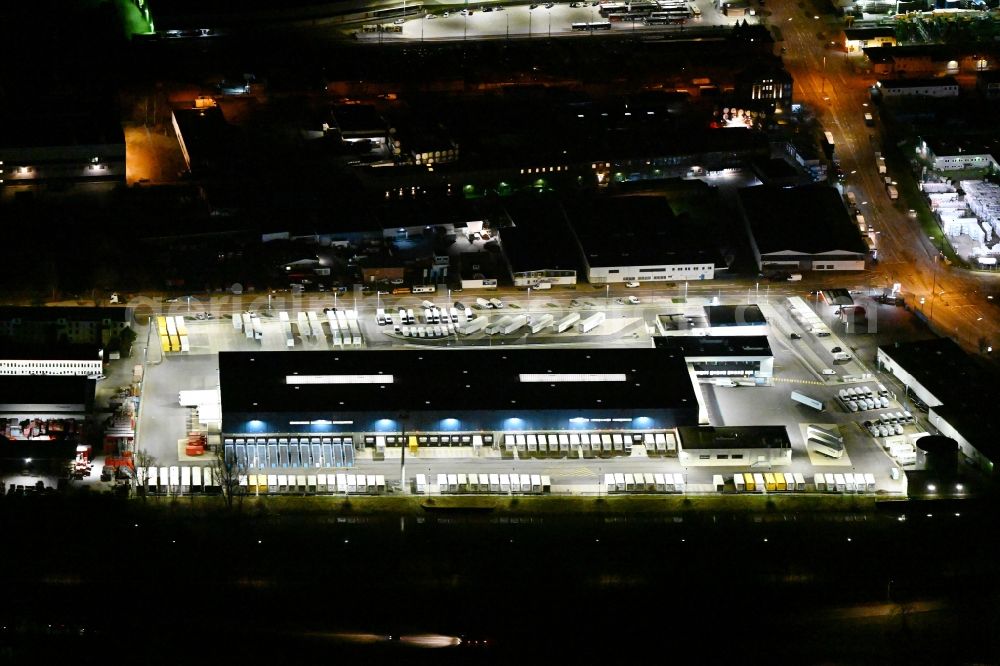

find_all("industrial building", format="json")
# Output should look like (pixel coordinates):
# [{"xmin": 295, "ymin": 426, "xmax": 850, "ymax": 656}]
[
  {"xmin": 842, "ymin": 27, "xmax": 896, "ymax": 54},
  {"xmin": 0, "ymin": 307, "xmax": 131, "ymax": 348},
  {"xmin": 0, "ymin": 343, "xmax": 103, "ymax": 377},
  {"xmin": 567, "ymin": 196, "xmax": 722, "ymax": 284},
  {"xmin": 738, "ymin": 185, "xmax": 868, "ymax": 271},
  {"xmin": 0, "ymin": 107, "xmax": 125, "ymax": 190},
  {"xmin": 917, "ymin": 137, "xmax": 1000, "ymax": 172},
  {"xmin": 0, "ymin": 375, "xmax": 95, "ymax": 415},
  {"xmin": 877, "ymin": 338, "xmax": 999, "ymax": 474},
  {"xmin": 677, "ymin": 425, "xmax": 791, "ymax": 466},
  {"xmin": 499, "ymin": 201, "xmax": 579, "ymax": 287},
  {"xmin": 220, "ymin": 348, "xmax": 699, "ymax": 448},
  {"xmin": 655, "ymin": 304, "xmax": 768, "ymax": 337},
  {"xmin": 875, "ymin": 77, "xmax": 960, "ymax": 99},
  {"xmin": 653, "ymin": 336, "xmax": 773, "ymax": 378}
]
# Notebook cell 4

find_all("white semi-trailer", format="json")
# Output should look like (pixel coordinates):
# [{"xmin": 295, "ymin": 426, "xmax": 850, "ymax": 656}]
[
  {"xmin": 791, "ymin": 390, "xmax": 824, "ymax": 411},
  {"xmin": 529, "ymin": 314, "xmax": 554, "ymax": 333},
  {"xmin": 485, "ymin": 315, "xmax": 514, "ymax": 335},
  {"xmin": 555, "ymin": 312, "xmax": 581, "ymax": 333},
  {"xmin": 501, "ymin": 315, "xmax": 528, "ymax": 335},
  {"xmin": 576, "ymin": 312, "xmax": 606, "ymax": 333}
]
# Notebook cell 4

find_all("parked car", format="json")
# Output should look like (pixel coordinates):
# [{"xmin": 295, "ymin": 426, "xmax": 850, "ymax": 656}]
[
  {"xmin": 625, "ymin": 281, "xmax": 640, "ymax": 288},
  {"xmin": 790, "ymin": 332, "xmax": 802, "ymax": 340},
  {"xmin": 627, "ymin": 296, "xmax": 640, "ymax": 305}
]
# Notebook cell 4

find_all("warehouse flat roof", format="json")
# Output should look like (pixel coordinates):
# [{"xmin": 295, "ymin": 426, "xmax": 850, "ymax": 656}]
[
  {"xmin": 653, "ymin": 335, "xmax": 772, "ymax": 358},
  {"xmin": 0, "ymin": 307, "xmax": 129, "ymax": 323},
  {"xmin": 0, "ymin": 376, "xmax": 94, "ymax": 412},
  {"xmin": 880, "ymin": 338, "xmax": 1000, "ymax": 463},
  {"xmin": 738, "ymin": 185, "xmax": 868, "ymax": 256},
  {"xmin": 220, "ymin": 348, "xmax": 696, "ymax": 415},
  {"xmin": 677, "ymin": 425, "xmax": 790, "ymax": 450},
  {"xmin": 500, "ymin": 201, "xmax": 580, "ymax": 274},
  {"xmin": 0, "ymin": 342, "xmax": 102, "ymax": 361},
  {"xmin": 705, "ymin": 305, "xmax": 766, "ymax": 328},
  {"xmin": 567, "ymin": 196, "xmax": 723, "ymax": 270}
]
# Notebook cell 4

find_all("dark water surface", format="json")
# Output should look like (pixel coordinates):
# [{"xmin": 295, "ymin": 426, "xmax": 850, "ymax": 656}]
[{"xmin": 1, "ymin": 496, "xmax": 998, "ymax": 664}]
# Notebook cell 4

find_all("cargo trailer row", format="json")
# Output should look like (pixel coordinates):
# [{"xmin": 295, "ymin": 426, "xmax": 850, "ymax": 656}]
[
  {"xmin": 499, "ymin": 431, "xmax": 670, "ymax": 457},
  {"xmin": 734, "ymin": 472, "xmax": 806, "ymax": 492},
  {"xmin": 225, "ymin": 436, "xmax": 355, "ymax": 471},
  {"xmin": 239, "ymin": 473, "xmax": 385, "ymax": 495},
  {"xmin": 326, "ymin": 309, "xmax": 362, "ymax": 347},
  {"xmin": 837, "ymin": 385, "xmax": 889, "ymax": 413},
  {"xmin": 421, "ymin": 472, "xmax": 551, "ymax": 494},
  {"xmin": 603, "ymin": 472, "xmax": 685, "ymax": 493},
  {"xmin": 142, "ymin": 466, "xmax": 216, "ymax": 494},
  {"xmin": 577, "ymin": 312, "xmax": 606, "ymax": 334},
  {"xmin": 812, "ymin": 472, "xmax": 877, "ymax": 493},
  {"xmin": 397, "ymin": 323, "xmax": 457, "ymax": 338}
]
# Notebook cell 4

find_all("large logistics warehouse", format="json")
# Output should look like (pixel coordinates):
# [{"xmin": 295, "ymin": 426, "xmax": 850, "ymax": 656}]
[{"xmin": 220, "ymin": 348, "xmax": 698, "ymax": 450}]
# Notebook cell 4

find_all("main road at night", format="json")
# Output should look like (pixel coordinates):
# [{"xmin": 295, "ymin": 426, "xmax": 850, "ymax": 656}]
[{"xmin": 773, "ymin": 1, "xmax": 1000, "ymax": 356}]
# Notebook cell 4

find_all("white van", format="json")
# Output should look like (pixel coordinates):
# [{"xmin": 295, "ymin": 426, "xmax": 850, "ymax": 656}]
[
  {"xmin": 476, "ymin": 297, "xmax": 492, "ymax": 309},
  {"xmin": 489, "ymin": 297, "xmax": 504, "ymax": 309}
]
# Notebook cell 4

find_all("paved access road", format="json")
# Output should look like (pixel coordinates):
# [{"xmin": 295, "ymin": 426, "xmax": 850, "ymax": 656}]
[{"xmin": 774, "ymin": 0, "xmax": 1000, "ymax": 356}]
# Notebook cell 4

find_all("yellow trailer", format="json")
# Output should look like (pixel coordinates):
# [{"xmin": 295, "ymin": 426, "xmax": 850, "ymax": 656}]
[
  {"xmin": 764, "ymin": 473, "xmax": 776, "ymax": 492},
  {"xmin": 774, "ymin": 473, "xmax": 786, "ymax": 491},
  {"xmin": 168, "ymin": 334, "xmax": 180, "ymax": 352},
  {"xmin": 160, "ymin": 336, "xmax": 171, "ymax": 353},
  {"xmin": 156, "ymin": 316, "xmax": 168, "ymax": 335},
  {"xmin": 743, "ymin": 472, "xmax": 755, "ymax": 492}
]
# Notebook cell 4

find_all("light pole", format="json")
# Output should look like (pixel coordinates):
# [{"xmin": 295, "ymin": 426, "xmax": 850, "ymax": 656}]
[
  {"xmin": 605, "ymin": 283, "xmax": 609, "ymax": 306},
  {"xmin": 529, "ymin": 6, "xmax": 532, "ymax": 38},
  {"xmin": 547, "ymin": 7, "xmax": 551, "ymax": 37}
]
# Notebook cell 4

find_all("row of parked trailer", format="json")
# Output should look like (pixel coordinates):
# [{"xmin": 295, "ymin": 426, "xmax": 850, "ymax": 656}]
[
  {"xmin": 604, "ymin": 472, "xmax": 686, "ymax": 493},
  {"xmin": 224, "ymin": 436, "xmax": 355, "ymax": 471},
  {"xmin": 235, "ymin": 309, "xmax": 363, "ymax": 347},
  {"xmin": 733, "ymin": 471, "xmax": 876, "ymax": 493},
  {"xmin": 157, "ymin": 315, "xmax": 190, "ymax": 353},
  {"xmin": 243, "ymin": 472, "xmax": 385, "ymax": 495},
  {"xmin": 416, "ymin": 472, "xmax": 552, "ymax": 494},
  {"xmin": 142, "ymin": 466, "xmax": 215, "ymax": 493},
  {"xmin": 501, "ymin": 431, "xmax": 675, "ymax": 456}
]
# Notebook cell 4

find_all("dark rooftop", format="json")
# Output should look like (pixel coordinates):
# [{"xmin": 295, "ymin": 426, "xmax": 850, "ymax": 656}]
[
  {"xmin": 880, "ymin": 338, "xmax": 1000, "ymax": 463},
  {"xmin": 653, "ymin": 335, "xmax": 772, "ymax": 357},
  {"xmin": 878, "ymin": 77, "xmax": 958, "ymax": 90},
  {"xmin": 705, "ymin": 304, "xmax": 766, "ymax": 328},
  {"xmin": 219, "ymin": 348, "xmax": 696, "ymax": 415},
  {"xmin": 330, "ymin": 105, "xmax": 387, "ymax": 136},
  {"xmin": 0, "ymin": 342, "xmax": 103, "ymax": 361},
  {"xmin": 567, "ymin": 196, "xmax": 723, "ymax": 270},
  {"xmin": 499, "ymin": 200, "xmax": 580, "ymax": 274},
  {"xmin": 844, "ymin": 27, "xmax": 895, "ymax": 39},
  {"xmin": 0, "ymin": 307, "xmax": 129, "ymax": 323},
  {"xmin": 677, "ymin": 425, "xmax": 791, "ymax": 450},
  {"xmin": 738, "ymin": 185, "xmax": 868, "ymax": 255},
  {"xmin": 0, "ymin": 376, "xmax": 94, "ymax": 412}
]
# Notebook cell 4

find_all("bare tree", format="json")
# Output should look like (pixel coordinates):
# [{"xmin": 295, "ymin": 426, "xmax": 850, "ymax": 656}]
[
  {"xmin": 211, "ymin": 443, "xmax": 245, "ymax": 511},
  {"xmin": 134, "ymin": 449, "xmax": 156, "ymax": 501}
]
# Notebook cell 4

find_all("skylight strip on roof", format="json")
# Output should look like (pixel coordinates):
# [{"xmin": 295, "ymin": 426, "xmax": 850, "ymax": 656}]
[
  {"xmin": 518, "ymin": 373, "xmax": 627, "ymax": 383},
  {"xmin": 286, "ymin": 375, "xmax": 393, "ymax": 385}
]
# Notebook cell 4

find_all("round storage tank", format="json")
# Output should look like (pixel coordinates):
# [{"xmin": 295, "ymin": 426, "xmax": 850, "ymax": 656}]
[{"xmin": 916, "ymin": 435, "xmax": 959, "ymax": 475}]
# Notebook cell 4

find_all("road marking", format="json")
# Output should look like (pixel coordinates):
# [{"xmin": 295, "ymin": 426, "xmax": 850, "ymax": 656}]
[{"xmin": 773, "ymin": 377, "xmax": 826, "ymax": 386}]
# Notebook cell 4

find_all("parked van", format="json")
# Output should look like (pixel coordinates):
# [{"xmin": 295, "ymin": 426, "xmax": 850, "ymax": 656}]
[
  {"xmin": 489, "ymin": 297, "xmax": 504, "ymax": 309},
  {"xmin": 476, "ymin": 297, "xmax": 492, "ymax": 309},
  {"xmin": 412, "ymin": 285, "xmax": 436, "ymax": 294}
]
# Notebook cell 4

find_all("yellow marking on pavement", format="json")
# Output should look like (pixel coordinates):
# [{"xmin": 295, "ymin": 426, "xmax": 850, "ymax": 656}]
[{"xmin": 773, "ymin": 377, "xmax": 826, "ymax": 386}]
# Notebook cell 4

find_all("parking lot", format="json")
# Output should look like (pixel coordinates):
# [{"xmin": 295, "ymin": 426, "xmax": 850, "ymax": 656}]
[{"xmin": 357, "ymin": 0, "xmax": 754, "ymax": 41}]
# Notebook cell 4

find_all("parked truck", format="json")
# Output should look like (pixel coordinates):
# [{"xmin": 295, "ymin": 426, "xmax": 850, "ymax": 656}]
[
  {"xmin": 458, "ymin": 316, "xmax": 489, "ymax": 335},
  {"xmin": 887, "ymin": 185, "xmax": 898, "ymax": 200},
  {"xmin": 501, "ymin": 314, "xmax": 528, "ymax": 335},
  {"xmin": 555, "ymin": 312, "xmax": 581, "ymax": 333},
  {"xmin": 529, "ymin": 314, "xmax": 554, "ymax": 333},
  {"xmin": 485, "ymin": 315, "xmax": 514, "ymax": 335},
  {"xmin": 791, "ymin": 390, "xmax": 824, "ymax": 411},
  {"xmin": 577, "ymin": 312, "xmax": 606, "ymax": 333}
]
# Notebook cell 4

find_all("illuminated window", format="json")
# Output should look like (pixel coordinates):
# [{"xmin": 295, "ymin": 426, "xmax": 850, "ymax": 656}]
[
  {"xmin": 286, "ymin": 375, "xmax": 393, "ymax": 384},
  {"xmin": 519, "ymin": 373, "xmax": 627, "ymax": 383}
]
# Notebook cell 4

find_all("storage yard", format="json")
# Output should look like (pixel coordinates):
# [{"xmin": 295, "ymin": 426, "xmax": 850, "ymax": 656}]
[{"xmin": 123, "ymin": 284, "xmax": 956, "ymax": 501}]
